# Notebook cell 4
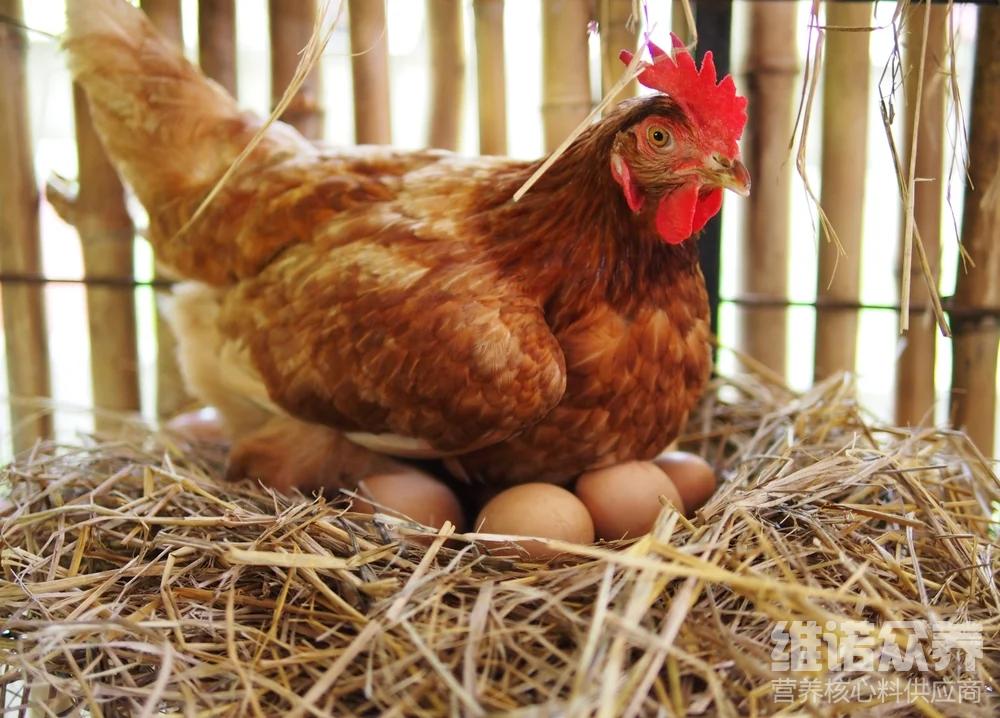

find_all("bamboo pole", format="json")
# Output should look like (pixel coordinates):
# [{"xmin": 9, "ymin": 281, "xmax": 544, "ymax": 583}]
[
  {"xmin": 61, "ymin": 87, "xmax": 141, "ymax": 430},
  {"xmin": 0, "ymin": 0, "xmax": 51, "ymax": 452},
  {"xmin": 141, "ymin": 0, "xmax": 183, "ymax": 45},
  {"xmin": 895, "ymin": 5, "xmax": 948, "ymax": 426},
  {"xmin": 671, "ymin": 0, "xmax": 694, "ymax": 43},
  {"xmin": 269, "ymin": 0, "xmax": 324, "ymax": 140},
  {"xmin": 473, "ymin": 0, "xmax": 506, "ymax": 155},
  {"xmin": 427, "ymin": 0, "xmax": 465, "ymax": 150},
  {"xmin": 541, "ymin": 0, "xmax": 592, "ymax": 152},
  {"xmin": 814, "ymin": 1, "xmax": 872, "ymax": 381},
  {"xmin": 142, "ymin": 0, "xmax": 190, "ymax": 418},
  {"xmin": 739, "ymin": 1, "xmax": 798, "ymax": 377},
  {"xmin": 695, "ymin": 1, "xmax": 733, "ymax": 344},
  {"xmin": 950, "ymin": 7, "xmax": 999, "ymax": 457},
  {"xmin": 199, "ymin": 0, "xmax": 238, "ymax": 97},
  {"xmin": 598, "ymin": 0, "xmax": 638, "ymax": 115},
  {"xmin": 348, "ymin": 0, "xmax": 391, "ymax": 144}
]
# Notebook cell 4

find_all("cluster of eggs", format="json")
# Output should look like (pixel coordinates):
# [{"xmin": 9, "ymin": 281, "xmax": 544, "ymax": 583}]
[{"xmin": 356, "ymin": 453, "xmax": 717, "ymax": 560}]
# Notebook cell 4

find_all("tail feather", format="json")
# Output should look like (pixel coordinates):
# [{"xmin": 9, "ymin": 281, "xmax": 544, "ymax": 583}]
[{"xmin": 64, "ymin": 0, "xmax": 306, "ymax": 220}]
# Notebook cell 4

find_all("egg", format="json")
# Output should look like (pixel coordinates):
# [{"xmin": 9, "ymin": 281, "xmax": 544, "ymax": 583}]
[
  {"xmin": 654, "ymin": 452, "xmax": 717, "ymax": 514},
  {"xmin": 164, "ymin": 407, "xmax": 228, "ymax": 443},
  {"xmin": 475, "ymin": 483, "xmax": 595, "ymax": 561},
  {"xmin": 575, "ymin": 461, "xmax": 685, "ymax": 540},
  {"xmin": 354, "ymin": 471, "xmax": 466, "ymax": 532}
]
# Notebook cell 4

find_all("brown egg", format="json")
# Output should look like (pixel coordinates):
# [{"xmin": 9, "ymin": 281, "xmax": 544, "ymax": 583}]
[
  {"xmin": 164, "ymin": 407, "xmax": 229, "ymax": 443},
  {"xmin": 654, "ymin": 452, "xmax": 717, "ymax": 514},
  {"xmin": 354, "ymin": 471, "xmax": 466, "ymax": 532},
  {"xmin": 475, "ymin": 483, "xmax": 595, "ymax": 561},
  {"xmin": 576, "ymin": 461, "xmax": 685, "ymax": 540}
]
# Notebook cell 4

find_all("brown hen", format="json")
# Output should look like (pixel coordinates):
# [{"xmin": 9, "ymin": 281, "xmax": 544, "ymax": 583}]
[{"xmin": 64, "ymin": 0, "xmax": 749, "ymax": 489}]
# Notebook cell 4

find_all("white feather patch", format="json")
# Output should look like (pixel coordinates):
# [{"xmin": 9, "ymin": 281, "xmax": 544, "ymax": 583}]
[{"xmin": 344, "ymin": 432, "xmax": 447, "ymax": 459}]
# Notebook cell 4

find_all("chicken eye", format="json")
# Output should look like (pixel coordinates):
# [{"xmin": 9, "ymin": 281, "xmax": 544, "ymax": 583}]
[{"xmin": 646, "ymin": 125, "xmax": 672, "ymax": 149}]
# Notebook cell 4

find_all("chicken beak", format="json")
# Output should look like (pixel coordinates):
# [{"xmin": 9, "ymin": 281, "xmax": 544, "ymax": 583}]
[{"xmin": 718, "ymin": 159, "xmax": 751, "ymax": 197}]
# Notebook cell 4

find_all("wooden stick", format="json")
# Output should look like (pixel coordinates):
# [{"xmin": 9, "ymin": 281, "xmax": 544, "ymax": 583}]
[
  {"xmin": 739, "ymin": 1, "xmax": 798, "ymax": 378},
  {"xmin": 61, "ymin": 88, "xmax": 142, "ymax": 430},
  {"xmin": 198, "ymin": 0, "xmax": 238, "ymax": 97},
  {"xmin": 598, "ymin": 0, "xmax": 638, "ymax": 115},
  {"xmin": 541, "ymin": 0, "xmax": 592, "ymax": 153},
  {"xmin": 269, "ymin": 0, "xmax": 324, "ymax": 140},
  {"xmin": 473, "ymin": 0, "xmax": 506, "ymax": 155},
  {"xmin": 813, "ymin": 1, "xmax": 872, "ymax": 381},
  {"xmin": 895, "ymin": 5, "xmax": 948, "ymax": 426},
  {"xmin": 142, "ymin": 0, "xmax": 190, "ymax": 418},
  {"xmin": 141, "ymin": 0, "xmax": 183, "ymax": 45},
  {"xmin": 950, "ymin": 7, "xmax": 999, "ymax": 456},
  {"xmin": 427, "ymin": 0, "xmax": 465, "ymax": 150},
  {"xmin": 348, "ymin": 0, "xmax": 391, "ymax": 144},
  {"xmin": 0, "ymin": 0, "xmax": 51, "ymax": 452}
]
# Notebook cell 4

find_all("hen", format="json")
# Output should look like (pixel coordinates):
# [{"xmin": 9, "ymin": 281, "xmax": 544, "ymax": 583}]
[{"xmin": 64, "ymin": 0, "xmax": 749, "ymax": 491}]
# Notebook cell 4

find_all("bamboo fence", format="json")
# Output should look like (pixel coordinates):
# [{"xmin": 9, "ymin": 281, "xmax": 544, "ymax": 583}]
[
  {"xmin": 269, "ymin": 0, "xmax": 324, "ymax": 140},
  {"xmin": 473, "ymin": 0, "xmax": 506, "ymax": 155},
  {"xmin": 0, "ymin": 1, "xmax": 998, "ymax": 462},
  {"xmin": 140, "ymin": 0, "xmax": 183, "ymax": 48},
  {"xmin": 740, "ymin": 1, "xmax": 798, "ymax": 377},
  {"xmin": 348, "ymin": 0, "xmax": 391, "ymax": 144},
  {"xmin": 671, "ymin": 0, "xmax": 694, "ymax": 45},
  {"xmin": 896, "ymin": 4, "xmax": 949, "ymax": 427},
  {"xmin": 814, "ymin": 1, "xmax": 871, "ymax": 381},
  {"xmin": 140, "ymin": 0, "xmax": 191, "ymax": 419},
  {"xmin": 950, "ymin": 5, "xmax": 999, "ymax": 457},
  {"xmin": 0, "ymin": 0, "xmax": 51, "ymax": 453},
  {"xmin": 427, "ymin": 0, "xmax": 465, "ymax": 150},
  {"xmin": 198, "ymin": 0, "xmax": 238, "ymax": 97},
  {"xmin": 541, "ymin": 0, "xmax": 592, "ymax": 152},
  {"xmin": 46, "ymin": 87, "xmax": 142, "ymax": 431},
  {"xmin": 598, "ymin": 0, "xmax": 639, "ymax": 113}
]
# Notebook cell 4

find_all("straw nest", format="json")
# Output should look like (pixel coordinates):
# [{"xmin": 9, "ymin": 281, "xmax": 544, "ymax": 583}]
[{"xmin": 1, "ymin": 371, "xmax": 997, "ymax": 717}]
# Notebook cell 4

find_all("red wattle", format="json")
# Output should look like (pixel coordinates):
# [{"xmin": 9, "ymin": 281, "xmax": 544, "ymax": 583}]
[
  {"xmin": 655, "ymin": 185, "xmax": 724, "ymax": 244},
  {"xmin": 692, "ymin": 188, "xmax": 723, "ymax": 234},
  {"xmin": 655, "ymin": 184, "xmax": 698, "ymax": 244}
]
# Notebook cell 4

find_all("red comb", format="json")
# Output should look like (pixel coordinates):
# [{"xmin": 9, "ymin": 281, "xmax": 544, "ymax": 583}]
[{"xmin": 620, "ymin": 33, "xmax": 747, "ymax": 157}]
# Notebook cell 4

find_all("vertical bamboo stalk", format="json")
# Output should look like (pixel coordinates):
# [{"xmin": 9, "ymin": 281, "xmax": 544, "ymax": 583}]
[
  {"xmin": 269, "ymin": 0, "xmax": 324, "ymax": 140},
  {"xmin": 895, "ymin": 5, "xmax": 948, "ymax": 426},
  {"xmin": 199, "ymin": 0, "xmax": 238, "ymax": 97},
  {"xmin": 141, "ymin": 0, "xmax": 183, "ymax": 45},
  {"xmin": 740, "ymin": 1, "xmax": 798, "ymax": 377},
  {"xmin": 950, "ymin": 7, "xmax": 1000, "ymax": 457},
  {"xmin": 671, "ymin": 0, "xmax": 694, "ymax": 42},
  {"xmin": 142, "ymin": 0, "xmax": 190, "ymax": 418},
  {"xmin": 0, "ymin": 0, "xmax": 51, "ymax": 452},
  {"xmin": 695, "ymin": 1, "xmax": 733, "ymax": 343},
  {"xmin": 473, "ymin": 0, "xmax": 507, "ymax": 155},
  {"xmin": 348, "ymin": 0, "xmax": 391, "ymax": 144},
  {"xmin": 70, "ymin": 87, "xmax": 141, "ymax": 430},
  {"xmin": 427, "ymin": 0, "xmax": 466, "ymax": 150},
  {"xmin": 598, "ymin": 0, "xmax": 638, "ymax": 114},
  {"xmin": 541, "ymin": 0, "xmax": 593, "ymax": 152},
  {"xmin": 814, "ymin": 1, "xmax": 872, "ymax": 381}
]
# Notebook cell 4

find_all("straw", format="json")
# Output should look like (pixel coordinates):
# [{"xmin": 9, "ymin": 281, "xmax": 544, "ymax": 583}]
[{"xmin": 1, "ymin": 369, "xmax": 997, "ymax": 715}]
